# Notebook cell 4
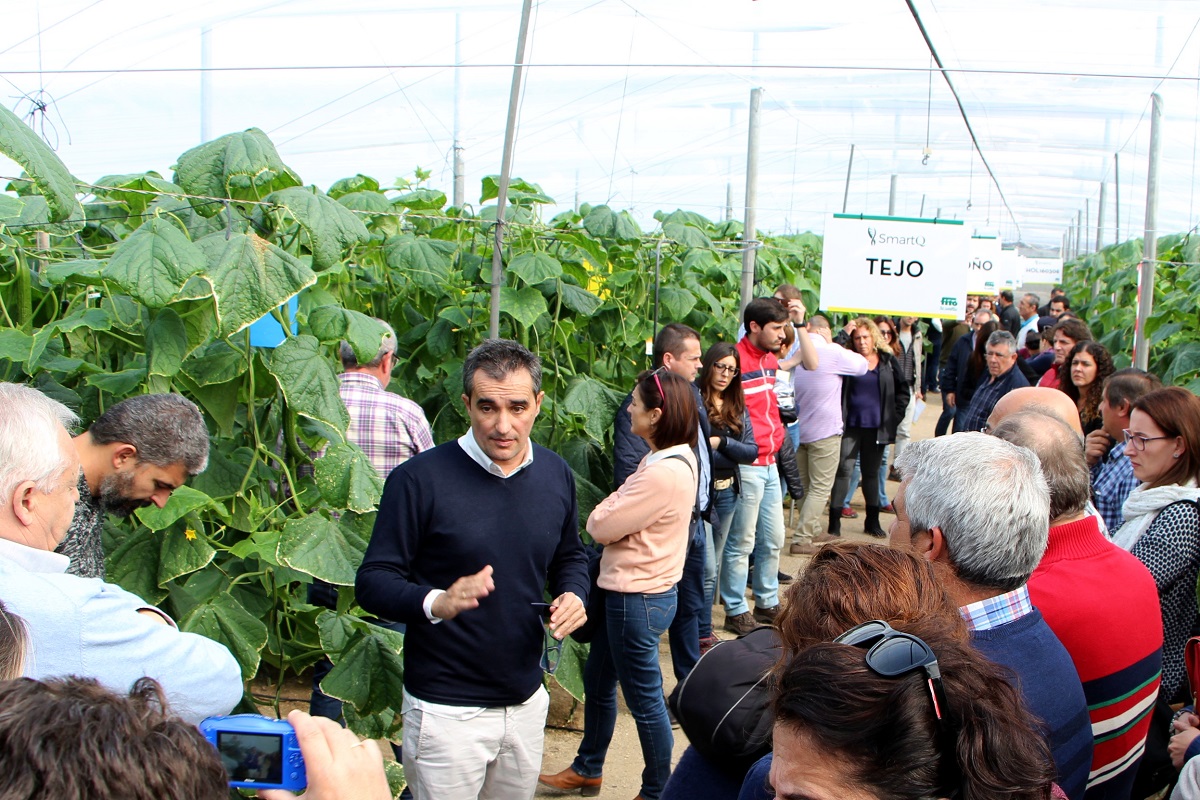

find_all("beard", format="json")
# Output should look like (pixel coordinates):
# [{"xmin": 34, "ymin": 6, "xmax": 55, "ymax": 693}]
[{"xmin": 98, "ymin": 470, "xmax": 150, "ymax": 518}]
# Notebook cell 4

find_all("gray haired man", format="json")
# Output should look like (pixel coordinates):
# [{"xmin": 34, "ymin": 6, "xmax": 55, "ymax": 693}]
[
  {"xmin": 890, "ymin": 433, "xmax": 1092, "ymax": 799},
  {"xmin": 55, "ymin": 394, "xmax": 209, "ymax": 578},
  {"xmin": 957, "ymin": 330, "xmax": 1029, "ymax": 434}
]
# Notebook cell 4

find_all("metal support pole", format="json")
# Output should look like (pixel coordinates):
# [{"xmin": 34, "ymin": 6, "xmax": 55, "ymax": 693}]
[
  {"xmin": 1096, "ymin": 182, "xmax": 1107, "ymax": 251},
  {"xmin": 740, "ymin": 88, "xmax": 762, "ymax": 315},
  {"xmin": 1084, "ymin": 200, "xmax": 1090, "ymax": 256},
  {"xmin": 841, "ymin": 144, "xmax": 855, "ymax": 214},
  {"xmin": 919, "ymin": 194, "xmax": 926, "ymax": 217},
  {"xmin": 1133, "ymin": 94, "xmax": 1163, "ymax": 370},
  {"xmin": 452, "ymin": 13, "xmax": 465, "ymax": 209},
  {"xmin": 489, "ymin": 0, "xmax": 534, "ymax": 340},
  {"xmin": 1075, "ymin": 210, "xmax": 1083, "ymax": 259},
  {"xmin": 888, "ymin": 175, "xmax": 897, "ymax": 216}
]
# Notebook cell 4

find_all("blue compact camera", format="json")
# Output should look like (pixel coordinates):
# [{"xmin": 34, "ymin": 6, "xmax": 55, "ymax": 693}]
[{"xmin": 200, "ymin": 714, "xmax": 307, "ymax": 792}]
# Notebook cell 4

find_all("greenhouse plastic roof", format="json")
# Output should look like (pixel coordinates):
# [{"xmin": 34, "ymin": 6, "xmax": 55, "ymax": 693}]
[{"xmin": 3, "ymin": 0, "xmax": 1200, "ymax": 248}]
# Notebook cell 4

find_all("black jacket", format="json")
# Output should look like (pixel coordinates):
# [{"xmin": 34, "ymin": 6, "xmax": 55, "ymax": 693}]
[
  {"xmin": 710, "ymin": 407, "xmax": 757, "ymax": 488},
  {"xmin": 839, "ymin": 351, "xmax": 910, "ymax": 446},
  {"xmin": 998, "ymin": 302, "xmax": 1022, "ymax": 338}
]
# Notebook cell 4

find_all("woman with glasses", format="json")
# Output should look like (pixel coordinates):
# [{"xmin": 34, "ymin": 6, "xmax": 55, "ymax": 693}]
[
  {"xmin": 738, "ymin": 542, "xmax": 1061, "ymax": 800},
  {"xmin": 1112, "ymin": 387, "xmax": 1200, "ymax": 702},
  {"xmin": 540, "ymin": 370, "xmax": 698, "ymax": 800},
  {"xmin": 1061, "ymin": 341, "xmax": 1114, "ymax": 435},
  {"xmin": 697, "ymin": 343, "xmax": 757, "ymax": 652},
  {"xmin": 827, "ymin": 318, "xmax": 909, "ymax": 538}
]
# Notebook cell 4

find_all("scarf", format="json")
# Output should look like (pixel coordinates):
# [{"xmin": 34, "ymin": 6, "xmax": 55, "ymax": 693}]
[{"xmin": 1112, "ymin": 479, "xmax": 1200, "ymax": 551}]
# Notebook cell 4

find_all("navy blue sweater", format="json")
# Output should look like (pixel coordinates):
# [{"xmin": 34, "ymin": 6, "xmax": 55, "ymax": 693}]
[
  {"xmin": 355, "ymin": 441, "xmax": 590, "ymax": 707},
  {"xmin": 972, "ymin": 609, "xmax": 1094, "ymax": 800}
]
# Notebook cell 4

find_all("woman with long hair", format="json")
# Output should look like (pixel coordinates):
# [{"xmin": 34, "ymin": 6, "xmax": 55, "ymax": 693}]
[
  {"xmin": 827, "ymin": 318, "xmax": 909, "ymax": 538},
  {"xmin": 698, "ymin": 343, "xmax": 757, "ymax": 652},
  {"xmin": 742, "ymin": 542, "xmax": 1061, "ymax": 800},
  {"xmin": 1038, "ymin": 318, "xmax": 1094, "ymax": 389},
  {"xmin": 1112, "ymin": 386, "xmax": 1200, "ymax": 701},
  {"xmin": 1061, "ymin": 341, "xmax": 1114, "ymax": 435},
  {"xmin": 541, "ymin": 369, "xmax": 698, "ymax": 800}
]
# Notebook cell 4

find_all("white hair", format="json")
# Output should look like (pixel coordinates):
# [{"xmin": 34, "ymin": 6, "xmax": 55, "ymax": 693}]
[
  {"xmin": 896, "ymin": 432, "xmax": 1050, "ymax": 592},
  {"xmin": 0, "ymin": 383, "xmax": 79, "ymax": 507}
]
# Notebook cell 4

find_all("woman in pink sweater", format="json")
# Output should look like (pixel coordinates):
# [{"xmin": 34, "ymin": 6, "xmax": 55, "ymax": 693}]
[{"xmin": 540, "ymin": 369, "xmax": 697, "ymax": 800}]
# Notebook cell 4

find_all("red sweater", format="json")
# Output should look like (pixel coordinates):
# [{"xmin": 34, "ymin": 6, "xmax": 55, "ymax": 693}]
[
  {"xmin": 736, "ymin": 337, "xmax": 785, "ymax": 467},
  {"xmin": 1028, "ymin": 516, "xmax": 1163, "ymax": 799}
]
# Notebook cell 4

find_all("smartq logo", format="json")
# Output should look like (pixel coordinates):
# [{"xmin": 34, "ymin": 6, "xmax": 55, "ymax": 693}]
[{"xmin": 866, "ymin": 227, "xmax": 926, "ymax": 247}]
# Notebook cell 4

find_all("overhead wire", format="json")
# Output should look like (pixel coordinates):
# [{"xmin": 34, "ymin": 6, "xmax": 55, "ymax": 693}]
[{"xmin": 903, "ymin": 0, "xmax": 1020, "ymax": 239}]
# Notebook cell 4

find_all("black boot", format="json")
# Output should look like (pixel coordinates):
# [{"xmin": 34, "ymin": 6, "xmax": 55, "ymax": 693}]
[
  {"xmin": 827, "ymin": 506, "xmax": 842, "ymax": 536},
  {"xmin": 864, "ymin": 505, "xmax": 886, "ymax": 538}
]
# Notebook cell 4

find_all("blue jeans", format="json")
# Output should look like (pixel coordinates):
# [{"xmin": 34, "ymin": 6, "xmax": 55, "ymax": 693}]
[
  {"xmin": 573, "ymin": 588, "xmax": 678, "ymax": 800},
  {"xmin": 703, "ymin": 486, "xmax": 738, "ymax": 619},
  {"xmin": 720, "ymin": 465, "xmax": 784, "ymax": 616},
  {"xmin": 935, "ymin": 400, "xmax": 956, "ymax": 436},
  {"xmin": 669, "ymin": 522, "xmax": 705, "ymax": 676},
  {"xmin": 844, "ymin": 451, "xmax": 889, "ymax": 507}
]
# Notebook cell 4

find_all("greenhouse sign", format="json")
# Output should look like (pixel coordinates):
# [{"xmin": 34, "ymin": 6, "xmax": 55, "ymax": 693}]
[
  {"xmin": 819, "ymin": 214, "xmax": 970, "ymax": 319},
  {"xmin": 967, "ymin": 235, "xmax": 1002, "ymax": 295},
  {"xmin": 1018, "ymin": 256, "xmax": 1064, "ymax": 283}
]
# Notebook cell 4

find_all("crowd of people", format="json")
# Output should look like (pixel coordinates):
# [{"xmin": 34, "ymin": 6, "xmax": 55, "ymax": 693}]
[{"xmin": 3, "ymin": 282, "xmax": 1200, "ymax": 800}]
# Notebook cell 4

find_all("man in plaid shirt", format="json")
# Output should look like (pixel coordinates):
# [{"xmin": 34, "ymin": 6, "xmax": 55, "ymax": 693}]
[
  {"xmin": 1085, "ymin": 369, "xmax": 1161, "ymax": 533},
  {"xmin": 310, "ymin": 320, "xmax": 434, "ymax": 721}
]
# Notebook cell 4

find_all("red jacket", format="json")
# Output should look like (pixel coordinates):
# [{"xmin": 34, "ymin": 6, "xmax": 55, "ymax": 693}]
[{"xmin": 736, "ymin": 337, "xmax": 785, "ymax": 467}]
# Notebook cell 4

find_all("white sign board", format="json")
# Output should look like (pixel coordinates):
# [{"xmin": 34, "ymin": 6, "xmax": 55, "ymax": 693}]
[
  {"xmin": 819, "ymin": 214, "xmax": 970, "ymax": 319},
  {"xmin": 998, "ymin": 249, "xmax": 1022, "ymax": 290},
  {"xmin": 967, "ymin": 236, "xmax": 1002, "ymax": 295},
  {"xmin": 1020, "ymin": 256, "xmax": 1064, "ymax": 284}
]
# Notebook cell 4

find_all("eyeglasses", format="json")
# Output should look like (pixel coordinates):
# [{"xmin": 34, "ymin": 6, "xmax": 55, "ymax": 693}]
[
  {"xmin": 1123, "ymin": 430, "xmax": 1174, "ymax": 452},
  {"xmin": 533, "ymin": 603, "xmax": 562, "ymax": 674},
  {"xmin": 711, "ymin": 364, "xmax": 738, "ymax": 375},
  {"xmin": 834, "ymin": 620, "xmax": 947, "ymax": 721}
]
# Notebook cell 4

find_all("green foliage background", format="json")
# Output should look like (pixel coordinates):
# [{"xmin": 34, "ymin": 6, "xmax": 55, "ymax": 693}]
[{"xmin": 0, "ymin": 112, "xmax": 822, "ymax": 755}]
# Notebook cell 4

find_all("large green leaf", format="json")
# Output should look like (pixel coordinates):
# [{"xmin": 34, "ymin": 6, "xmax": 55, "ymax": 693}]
[
  {"xmin": 320, "ymin": 623, "xmax": 405, "ymax": 713},
  {"xmin": 9, "ymin": 194, "xmax": 82, "ymax": 236},
  {"xmin": 51, "ymin": 308, "xmax": 112, "ymax": 334},
  {"xmin": 384, "ymin": 235, "xmax": 455, "ymax": 292},
  {"xmin": 103, "ymin": 217, "xmax": 206, "ymax": 308},
  {"xmin": 509, "ymin": 252, "xmax": 563, "ymax": 286},
  {"xmin": 277, "ymin": 513, "xmax": 369, "ymax": 585},
  {"xmin": 267, "ymin": 335, "xmax": 349, "ymax": 432},
  {"xmin": 500, "ymin": 286, "xmax": 549, "ymax": 328},
  {"xmin": 663, "ymin": 221, "xmax": 713, "ymax": 250},
  {"xmin": 173, "ymin": 128, "xmax": 301, "ymax": 216},
  {"xmin": 557, "ymin": 281, "xmax": 603, "ymax": 316},
  {"xmin": 582, "ymin": 205, "xmax": 642, "ymax": 241},
  {"xmin": 480, "ymin": 175, "xmax": 553, "ymax": 205},
  {"xmin": 267, "ymin": 186, "xmax": 371, "ymax": 270},
  {"xmin": 0, "ymin": 104, "xmax": 83, "ymax": 228},
  {"xmin": 659, "ymin": 286, "xmax": 697, "ymax": 320},
  {"xmin": 314, "ymin": 442, "xmax": 384, "ymax": 512},
  {"xmin": 181, "ymin": 592, "xmax": 268, "ymax": 680},
  {"xmin": 106, "ymin": 526, "xmax": 168, "ymax": 604},
  {"xmin": 92, "ymin": 172, "xmax": 182, "ymax": 216},
  {"xmin": 182, "ymin": 340, "xmax": 247, "ymax": 386},
  {"xmin": 158, "ymin": 523, "xmax": 217, "ymax": 585},
  {"xmin": 328, "ymin": 174, "xmax": 380, "ymax": 199},
  {"xmin": 136, "ymin": 486, "xmax": 216, "ymax": 532},
  {"xmin": 146, "ymin": 308, "xmax": 188, "ymax": 377},
  {"xmin": 42, "ymin": 259, "xmax": 106, "ymax": 286},
  {"xmin": 196, "ymin": 232, "xmax": 317, "ymax": 337},
  {"xmin": 86, "ymin": 368, "xmax": 147, "ymax": 395},
  {"xmin": 392, "ymin": 189, "xmax": 447, "ymax": 210},
  {"xmin": 306, "ymin": 305, "xmax": 389, "ymax": 364},
  {"xmin": 563, "ymin": 376, "xmax": 625, "ymax": 442}
]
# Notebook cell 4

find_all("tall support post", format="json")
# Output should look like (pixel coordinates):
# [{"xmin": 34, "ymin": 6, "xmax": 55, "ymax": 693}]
[
  {"xmin": 452, "ymin": 13, "xmax": 465, "ymax": 209},
  {"xmin": 919, "ymin": 194, "xmax": 926, "ymax": 217},
  {"xmin": 1114, "ymin": 152, "xmax": 1121, "ymax": 243},
  {"xmin": 888, "ymin": 174, "xmax": 898, "ymax": 215},
  {"xmin": 489, "ymin": 0, "xmax": 534, "ymax": 339},
  {"xmin": 200, "ymin": 27, "xmax": 212, "ymax": 143},
  {"xmin": 1084, "ymin": 200, "xmax": 1090, "ymax": 255},
  {"xmin": 726, "ymin": 182, "xmax": 733, "ymax": 221},
  {"xmin": 1075, "ymin": 210, "xmax": 1083, "ymax": 259},
  {"xmin": 1096, "ymin": 182, "xmax": 1107, "ymax": 251},
  {"xmin": 1133, "ymin": 94, "xmax": 1163, "ymax": 370},
  {"xmin": 740, "ymin": 88, "xmax": 763, "ymax": 315},
  {"xmin": 841, "ymin": 144, "xmax": 855, "ymax": 213}
]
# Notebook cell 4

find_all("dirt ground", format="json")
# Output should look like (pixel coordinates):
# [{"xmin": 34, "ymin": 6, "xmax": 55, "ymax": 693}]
[{"xmin": 536, "ymin": 393, "xmax": 942, "ymax": 798}]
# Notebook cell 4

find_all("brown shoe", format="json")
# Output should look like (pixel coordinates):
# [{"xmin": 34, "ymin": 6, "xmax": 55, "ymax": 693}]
[
  {"xmin": 538, "ymin": 766, "xmax": 602, "ymax": 796},
  {"xmin": 790, "ymin": 542, "xmax": 819, "ymax": 555},
  {"xmin": 724, "ymin": 611, "xmax": 757, "ymax": 636},
  {"xmin": 814, "ymin": 531, "xmax": 840, "ymax": 544},
  {"xmin": 753, "ymin": 604, "xmax": 780, "ymax": 624}
]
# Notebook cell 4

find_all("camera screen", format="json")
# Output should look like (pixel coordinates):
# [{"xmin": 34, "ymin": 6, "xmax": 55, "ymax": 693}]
[{"xmin": 216, "ymin": 731, "xmax": 284, "ymax": 784}]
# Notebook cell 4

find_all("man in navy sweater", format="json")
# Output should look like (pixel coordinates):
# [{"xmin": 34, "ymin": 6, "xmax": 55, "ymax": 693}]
[
  {"xmin": 356, "ymin": 339, "xmax": 589, "ymax": 800},
  {"xmin": 891, "ymin": 433, "xmax": 1093, "ymax": 800}
]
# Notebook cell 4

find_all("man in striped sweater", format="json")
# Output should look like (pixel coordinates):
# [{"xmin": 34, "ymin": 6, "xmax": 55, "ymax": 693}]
[{"xmin": 993, "ymin": 411, "xmax": 1163, "ymax": 799}]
